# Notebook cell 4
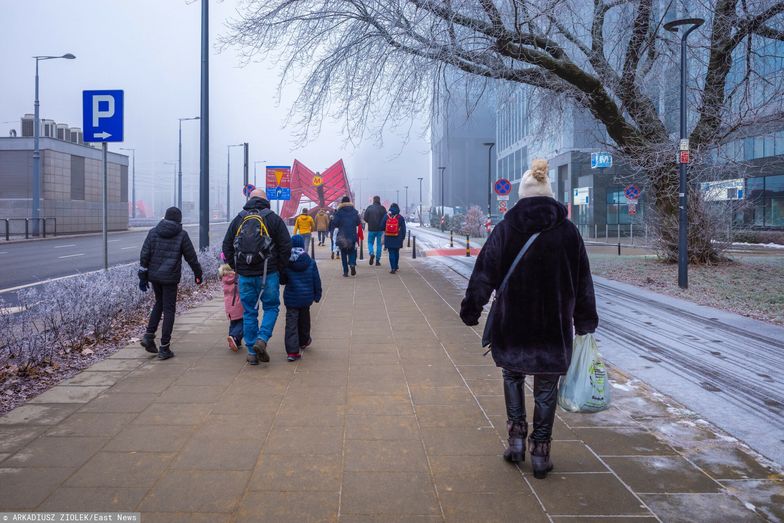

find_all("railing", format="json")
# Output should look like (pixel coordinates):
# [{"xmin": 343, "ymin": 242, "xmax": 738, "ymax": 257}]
[
  {"xmin": 577, "ymin": 223, "xmax": 649, "ymax": 245},
  {"xmin": 2, "ymin": 218, "xmax": 57, "ymax": 240}
]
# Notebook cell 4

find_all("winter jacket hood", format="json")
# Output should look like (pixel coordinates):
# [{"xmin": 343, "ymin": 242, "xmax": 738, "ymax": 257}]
[
  {"xmin": 388, "ymin": 203, "xmax": 400, "ymax": 215},
  {"xmin": 155, "ymin": 219, "xmax": 183, "ymax": 239},
  {"xmin": 504, "ymin": 196, "xmax": 567, "ymax": 234}
]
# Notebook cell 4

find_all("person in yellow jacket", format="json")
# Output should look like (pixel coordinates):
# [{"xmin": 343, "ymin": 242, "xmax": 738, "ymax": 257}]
[{"xmin": 293, "ymin": 208, "xmax": 316, "ymax": 250}]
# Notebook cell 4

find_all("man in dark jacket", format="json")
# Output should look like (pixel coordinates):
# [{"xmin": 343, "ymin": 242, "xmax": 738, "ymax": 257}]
[
  {"xmin": 222, "ymin": 190, "xmax": 292, "ymax": 365},
  {"xmin": 138, "ymin": 206, "xmax": 203, "ymax": 360},
  {"xmin": 330, "ymin": 196, "xmax": 361, "ymax": 277},
  {"xmin": 459, "ymin": 159, "xmax": 598, "ymax": 479},
  {"xmin": 282, "ymin": 235, "xmax": 322, "ymax": 361},
  {"xmin": 363, "ymin": 195, "xmax": 386, "ymax": 266}
]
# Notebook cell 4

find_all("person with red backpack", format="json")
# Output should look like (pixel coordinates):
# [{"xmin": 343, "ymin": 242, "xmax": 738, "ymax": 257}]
[
  {"xmin": 221, "ymin": 189, "xmax": 292, "ymax": 365},
  {"xmin": 380, "ymin": 203, "xmax": 406, "ymax": 274}
]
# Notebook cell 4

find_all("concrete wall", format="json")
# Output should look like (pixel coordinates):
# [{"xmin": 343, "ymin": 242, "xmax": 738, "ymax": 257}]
[{"xmin": 0, "ymin": 137, "xmax": 128, "ymax": 235}]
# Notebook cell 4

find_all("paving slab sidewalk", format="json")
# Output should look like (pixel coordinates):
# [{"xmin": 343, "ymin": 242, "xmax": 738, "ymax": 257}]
[{"xmin": 0, "ymin": 246, "xmax": 780, "ymax": 522}]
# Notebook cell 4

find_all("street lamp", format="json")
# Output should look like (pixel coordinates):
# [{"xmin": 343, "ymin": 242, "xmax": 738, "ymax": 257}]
[
  {"xmin": 163, "ymin": 162, "xmax": 178, "ymax": 208},
  {"xmin": 417, "ymin": 177, "xmax": 424, "ymax": 226},
  {"xmin": 32, "ymin": 53, "xmax": 75, "ymax": 236},
  {"xmin": 483, "ymin": 142, "xmax": 495, "ymax": 221},
  {"xmin": 119, "ymin": 147, "xmax": 136, "ymax": 219},
  {"xmin": 227, "ymin": 144, "xmax": 243, "ymax": 220},
  {"xmin": 404, "ymin": 186, "xmax": 408, "ymax": 217},
  {"xmin": 438, "ymin": 166, "xmax": 446, "ymax": 231},
  {"xmin": 178, "ymin": 116, "xmax": 200, "ymax": 210},
  {"xmin": 664, "ymin": 17, "xmax": 704, "ymax": 290}
]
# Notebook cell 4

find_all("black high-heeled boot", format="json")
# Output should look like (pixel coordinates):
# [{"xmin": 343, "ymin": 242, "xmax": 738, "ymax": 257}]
[
  {"xmin": 529, "ymin": 437, "xmax": 553, "ymax": 479},
  {"xmin": 503, "ymin": 421, "xmax": 527, "ymax": 463}
]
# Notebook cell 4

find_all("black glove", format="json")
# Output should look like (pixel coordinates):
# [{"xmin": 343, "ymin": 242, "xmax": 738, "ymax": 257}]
[
  {"xmin": 138, "ymin": 269, "xmax": 149, "ymax": 292},
  {"xmin": 462, "ymin": 317, "xmax": 479, "ymax": 327}
]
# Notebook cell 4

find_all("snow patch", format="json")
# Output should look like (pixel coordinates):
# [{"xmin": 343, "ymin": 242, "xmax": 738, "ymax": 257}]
[
  {"xmin": 744, "ymin": 502, "xmax": 756, "ymax": 512},
  {"xmin": 731, "ymin": 241, "xmax": 784, "ymax": 249}
]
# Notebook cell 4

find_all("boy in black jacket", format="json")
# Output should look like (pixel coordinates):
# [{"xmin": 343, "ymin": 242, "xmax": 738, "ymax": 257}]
[{"xmin": 138, "ymin": 207, "xmax": 203, "ymax": 360}]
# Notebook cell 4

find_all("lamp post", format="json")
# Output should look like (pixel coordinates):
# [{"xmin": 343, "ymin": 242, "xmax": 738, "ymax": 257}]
[
  {"xmin": 664, "ymin": 17, "xmax": 704, "ymax": 290},
  {"xmin": 163, "ymin": 162, "xmax": 178, "ymax": 209},
  {"xmin": 227, "ymin": 144, "xmax": 243, "ymax": 220},
  {"xmin": 417, "ymin": 177, "xmax": 423, "ymax": 226},
  {"xmin": 404, "ymin": 186, "xmax": 408, "ymax": 217},
  {"xmin": 178, "ymin": 116, "xmax": 199, "ymax": 210},
  {"xmin": 483, "ymin": 142, "xmax": 495, "ymax": 221},
  {"xmin": 254, "ymin": 161, "xmax": 266, "ymax": 186},
  {"xmin": 438, "ymin": 166, "xmax": 446, "ymax": 231},
  {"xmin": 32, "ymin": 53, "xmax": 75, "ymax": 236},
  {"xmin": 199, "ymin": 0, "xmax": 210, "ymax": 250},
  {"xmin": 119, "ymin": 147, "xmax": 136, "ymax": 219}
]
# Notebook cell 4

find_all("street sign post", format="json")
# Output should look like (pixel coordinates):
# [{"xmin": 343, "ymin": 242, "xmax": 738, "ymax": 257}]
[
  {"xmin": 498, "ymin": 200, "xmax": 508, "ymax": 214},
  {"xmin": 591, "ymin": 152, "xmax": 612, "ymax": 169},
  {"xmin": 624, "ymin": 184, "xmax": 641, "ymax": 200},
  {"xmin": 83, "ymin": 90, "xmax": 124, "ymax": 271},
  {"xmin": 679, "ymin": 150, "xmax": 690, "ymax": 164},
  {"xmin": 243, "ymin": 183, "xmax": 256, "ymax": 198},
  {"xmin": 573, "ymin": 187, "xmax": 590, "ymax": 205},
  {"xmin": 494, "ymin": 178, "xmax": 512, "ymax": 196}
]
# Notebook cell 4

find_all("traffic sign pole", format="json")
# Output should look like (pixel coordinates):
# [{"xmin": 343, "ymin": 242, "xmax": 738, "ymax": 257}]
[{"xmin": 102, "ymin": 142, "xmax": 108, "ymax": 270}]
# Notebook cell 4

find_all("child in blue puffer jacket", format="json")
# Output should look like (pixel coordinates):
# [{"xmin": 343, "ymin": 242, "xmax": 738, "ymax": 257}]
[{"xmin": 283, "ymin": 235, "xmax": 322, "ymax": 361}]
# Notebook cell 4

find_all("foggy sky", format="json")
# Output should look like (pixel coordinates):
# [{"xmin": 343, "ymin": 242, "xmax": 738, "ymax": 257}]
[{"xmin": 0, "ymin": 0, "xmax": 432, "ymax": 215}]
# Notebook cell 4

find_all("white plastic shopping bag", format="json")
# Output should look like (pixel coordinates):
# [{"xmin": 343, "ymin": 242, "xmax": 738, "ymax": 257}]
[{"xmin": 558, "ymin": 334, "xmax": 611, "ymax": 412}]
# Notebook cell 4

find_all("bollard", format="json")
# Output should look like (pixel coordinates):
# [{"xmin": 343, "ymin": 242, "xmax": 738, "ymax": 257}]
[
  {"xmin": 52, "ymin": 217, "xmax": 56, "ymax": 237},
  {"xmin": 3, "ymin": 219, "xmax": 8, "ymax": 241},
  {"xmin": 617, "ymin": 224, "xmax": 620, "ymax": 243},
  {"xmin": 450, "ymin": 230, "xmax": 454, "ymax": 248},
  {"xmin": 42, "ymin": 218, "xmax": 47, "ymax": 238},
  {"xmin": 407, "ymin": 229, "xmax": 411, "ymax": 247},
  {"xmin": 465, "ymin": 235, "xmax": 471, "ymax": 257},
  {"xmin": 310, "ymin": 235, "xmax": 315, "ymax": 259},
  {"xmin": 605, "ymin": 224, "xmax": 608, "ymax": 239},
  {"xmin": 25, "ymin": 218, "xmax": 29, "ymax": 239},
  {"xmin": 645, "ymin": 224, "xmax": 648, "ymax": 244},
  {"xmin": 359, "ymin": 239, "xmax": 364, "ymax": 260},
  {"xmin": 618, "ymin": 242, "xmax": 621, "ymax": 256},
  {"xmin": 630, "ymin": 223, "xmax": 634, "ymax": 244},
  {"xmin": 412, "ymin": 236, "xmax": 417, "ymax": 259}
]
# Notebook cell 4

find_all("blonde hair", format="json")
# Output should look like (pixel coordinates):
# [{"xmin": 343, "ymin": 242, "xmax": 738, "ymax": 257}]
[{"xmin": 530, "ymin": 158, "xmax": 549, "ymax": 183}]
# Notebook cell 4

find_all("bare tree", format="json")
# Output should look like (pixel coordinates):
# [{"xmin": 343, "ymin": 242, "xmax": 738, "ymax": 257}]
[{"xmin": 225, "ymin": 0, "xmax": 784, "ymax": 262}]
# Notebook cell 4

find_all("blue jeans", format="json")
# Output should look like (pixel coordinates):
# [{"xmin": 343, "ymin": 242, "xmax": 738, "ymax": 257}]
[
  {"xmin": 388, "ymin": 248, "xmax": 400, "ymax": 270},
  {"xmin": 340, "ymin": 247, "xmax": 357, "ymax": 274},
  {"xmin": 367, "ymin": 231, "xmax": 383, "ymax": 260},
  {"xmin": 238, "ymin": 272, "xmax": 280, "ymax": 354}
]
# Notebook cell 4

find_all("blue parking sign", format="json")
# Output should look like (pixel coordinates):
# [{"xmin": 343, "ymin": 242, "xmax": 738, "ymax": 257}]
[{"xmin": 83, "ymin": 90, "xmax": 124, "ymax": 142}]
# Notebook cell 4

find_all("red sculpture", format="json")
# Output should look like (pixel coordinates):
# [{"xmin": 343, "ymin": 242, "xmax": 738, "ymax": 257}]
[{"xmin": 279, "ymin": 159, "xmax": 352, "ymax": 220}]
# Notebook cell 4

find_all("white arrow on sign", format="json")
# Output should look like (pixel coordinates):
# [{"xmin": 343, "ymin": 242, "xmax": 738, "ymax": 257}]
[{"xmin": 94, "ymin": 131, "xmax": 112, "ymax": 139}]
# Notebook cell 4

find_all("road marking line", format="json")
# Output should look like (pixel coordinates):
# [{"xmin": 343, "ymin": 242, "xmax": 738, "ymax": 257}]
[
  {"xmin": 121, "ymin": 246, "xmax": 136, "ymax": 250},
  {"xmin": 0, "ymin": 262, "xmax": 136, "ymax": 294},
  {"xmin": 108, "ymin": 239, "xmax": 121, "ymax": 242},
  {"xmin": 0, "ymin": 252, "xmax": 7, "ymax": 255},
  {"xmin": 53, "ymin": 244, "xmax": 77, "ymax": 249},
  {"xmin": 58, "ymin": 253, "xmax": 85, "ymax": 259}
]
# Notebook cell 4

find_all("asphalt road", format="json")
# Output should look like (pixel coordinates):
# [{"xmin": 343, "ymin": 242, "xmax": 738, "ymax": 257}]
[
  {"xmin": 0, "ymin": 222, "xmax": 230, "ymax": 304},
  {"xmin": 412, "ymin": 225, "xmax": 784, "ymax": 466}
]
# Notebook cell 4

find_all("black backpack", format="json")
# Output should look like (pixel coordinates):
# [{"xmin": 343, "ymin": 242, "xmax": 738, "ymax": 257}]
[{"xmin": 233, "ymin": 209, "xmax": 274, "ymax": 284}]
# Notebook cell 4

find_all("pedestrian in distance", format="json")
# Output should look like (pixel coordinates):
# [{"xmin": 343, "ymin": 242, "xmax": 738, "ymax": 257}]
[
  {"xmin": 330, "ymin": 196, "xmax": 361, "ymax": 277},
  {"xmin": 315, "ymin": 208, "xmax": 330, "ymax": 246},
  {"xmin": 459, "ymin": 159, "xmax": 598, "ymax": 479},
  {"xmin": 219, "ymin": 261, "xmax": 244, "ymax": 352},
  {"xmin": 281, "ymin": 235, "xmax": 322, "ymax": 362},
  {"xmin": 138, "ymin": 206, "xmax": 203, "ymax": 360},
  {"xmin": 222, "ymin": 189, "xmax": 292, "ymax": 365},
  {"xmin": 380, "ymin": 203, "xmax": 406, "ymax": 274},
  {"xmin": 363, "ymin": 195, "xmax": 387, "ymax": 266},
  {"xmin": 294, "ymin": 208, "xmax": 316, "ymax": 251}
]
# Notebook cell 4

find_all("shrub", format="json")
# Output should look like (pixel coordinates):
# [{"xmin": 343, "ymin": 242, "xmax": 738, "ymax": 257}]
[
  {"xmin": 0, "ymin": 245, "xmax": 221, "ymax": 373},
  {"xmin": 459, "ymin": 206, "xmax": 487, "ymax": 237}
]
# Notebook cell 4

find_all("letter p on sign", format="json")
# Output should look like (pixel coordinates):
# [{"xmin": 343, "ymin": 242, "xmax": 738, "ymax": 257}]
[{"xmin": 83, "ymin": 89, "xmax": 124, "ymax": 142}]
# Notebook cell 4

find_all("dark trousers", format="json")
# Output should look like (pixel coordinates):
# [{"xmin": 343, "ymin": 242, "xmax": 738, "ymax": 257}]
[
  {"xmin": 317, "ymin": 231, "xmax": 327, "ymax": 244},
  {"xmin": 340, "ymin": 247, "xmax": 357, "ymax": 274},
  {"xmin": 388, "ymin": 248, "xmax": 400, "ymax": 270},
  {"xmin": 502, "ymin": 369, "xmax": 559, "ymax": 441},
  {"xmin": 146, "ymin": 282, "xmax": 178, "ymax": 345},
  {"xmin": 284, "ymin": 306, "xmax": 311, "ymax": 354},
  {"xmin": 229, "ymin": 319, "xmax": 243, "ymax": 341}
]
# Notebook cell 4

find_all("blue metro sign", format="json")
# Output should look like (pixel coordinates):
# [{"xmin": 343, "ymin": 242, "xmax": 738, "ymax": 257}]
[
  {"xmin": 591, "ymin": 152, "xmax": 612, "ymax": 169},
  {"xmin": 82, "ymin": 90, "xmax": 124, "ymax": 142}
]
